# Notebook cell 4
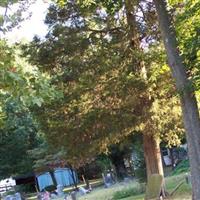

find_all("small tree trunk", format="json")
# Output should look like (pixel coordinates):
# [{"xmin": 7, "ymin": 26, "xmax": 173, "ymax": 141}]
[
  {"xmin": 143, "ymin": 134, "xmax": 164, "ymax": 179},
  {"xmin": 112, "ymin": 158, "xmax": 128, "ymax": 180},
  {"xmin": 83, "ymin": 165, "xmax": 90, "ymax": 189},
  {"xmin": 153, "ymin": 0, "xmax": 200, "ymax": 199},
  {"xmin": 80, "ymin": 166, "xmax": 90, "ymax": 189}
]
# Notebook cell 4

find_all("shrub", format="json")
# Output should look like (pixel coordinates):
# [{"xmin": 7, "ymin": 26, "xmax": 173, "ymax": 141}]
[
  {"xmin": 112, "ymin": 184, "xmax": 143, "ymax": 200},
  {"xmin": 171, "ymin": 159, "xmax": 190, "ymax": 176}
]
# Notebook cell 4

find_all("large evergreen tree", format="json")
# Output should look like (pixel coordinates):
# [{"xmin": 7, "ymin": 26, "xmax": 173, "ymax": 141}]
[{"xmin": 23, "ymin": 0, "xmax": 183, "ymax": 182}]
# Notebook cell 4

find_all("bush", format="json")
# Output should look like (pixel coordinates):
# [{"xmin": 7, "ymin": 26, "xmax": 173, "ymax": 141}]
[
  {"xmin": 112, "ymin": 184, "xmax": 143, "ymax": 200},
  {"xmin": 15, "ymin": 183, "xmax": 36, "ymax": 193},
  {"xmin": 3, "ymin": 190, "xmax": 16, "ymax": 196},
  {"xmin": 171, "ymin": 159, "xmax": 190, "ymax": 176}
]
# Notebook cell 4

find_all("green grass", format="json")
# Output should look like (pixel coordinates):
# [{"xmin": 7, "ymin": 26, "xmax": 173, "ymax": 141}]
[
  {"xmin": 171, "ymin": 160, "xmax": 190, "ymax": 176},
  {"xmin": 165, "ymin": 173, "xmax": 192, "ymax": 200},
  {"xmin": 112, "ymin": 183, "xmax": 144, "ymax": 200},
  {"xmin": 27, "ymin": 179, "xmax": 103, "ymax": 200},
  {"xmin": 78, "ymin": 173, "xmax": 192, "ymax": 200},
  {"xmin": 112, "ymin": 188, "xmax": 140, "ymax": 199},
  {"xmin": 121, "ymin": 194, "xmax": 144, "ymax": 200},
  {"xmin": 27, "ymin": 172, "xmax": 192, "ymax": 200},
  {"xmin": 79, "ymin": 183, "xmax": 138, "ymax": 200}
]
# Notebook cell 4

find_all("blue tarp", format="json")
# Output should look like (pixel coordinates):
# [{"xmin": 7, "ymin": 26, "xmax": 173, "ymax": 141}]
[
  {"xmin": 36, "ymin": 168, "xmax": 78, "ymax": 191},
  {"xmin": 37, "ymin": 172, "xmax": 53, "ymax": 191},
  {"xmin": 54, "ymin": 168, "xmax": 78, "ymax": 186}
]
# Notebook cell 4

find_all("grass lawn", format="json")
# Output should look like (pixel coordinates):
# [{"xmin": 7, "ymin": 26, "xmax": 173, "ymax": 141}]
[
  {"xmin": 79, "ymin": 182, "xmax": 141, "ymax": 200},
  {"xmin": 78, "ymin": 184, "xmax": 143, "ymax": 200},
  {"xmin": 78, "ymin": 173, "xmax": 192, "ymax": 200},
  {"xmin": 120, "ymin": 194, "xmax": 144, "ymax": 200},
  {"xmin": 26, "ymin": 173, "xmax": 192, "ymax": 200}
]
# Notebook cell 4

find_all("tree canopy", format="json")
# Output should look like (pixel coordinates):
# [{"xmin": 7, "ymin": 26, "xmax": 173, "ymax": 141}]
[
  {"xmin": 1, "ymin": 1, "xmax": 200, "ymax": 197},
  {"xmin": 21, "ymin": 0, "xmax": 184, "ymax": 169}
]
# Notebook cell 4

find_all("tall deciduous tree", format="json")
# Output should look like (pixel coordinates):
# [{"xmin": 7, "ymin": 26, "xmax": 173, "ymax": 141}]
[
  {"xmin": 0, "ymin": 39, "xmax": 61, "ymax": 178},
  {"xmin": 0, "ymin": 0, "xmax": 34, "ymax": 33},
  {"xmin": 154, "ymin": 0, "xmax": 200, "ymax": 198},
  {"xmin": 0, "ymin": 99, "xmax": 38, "ymax": 179}
]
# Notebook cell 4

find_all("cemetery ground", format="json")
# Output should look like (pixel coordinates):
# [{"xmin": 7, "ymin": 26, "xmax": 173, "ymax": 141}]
[
  {"xmin": 78, "ymin": 173, "xmax": 191, "ymax": 200},
  {"xmin": 25, "ymin": 173, "xmax": 191, "ymax": 200}
]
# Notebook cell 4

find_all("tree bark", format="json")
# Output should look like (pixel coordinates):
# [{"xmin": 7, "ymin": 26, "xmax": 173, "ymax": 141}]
[
  {"xmin": 111, "ymin": 157, "xmax": 128, "ymax": 180},
  {"xmin": 125, "ymin": 0, "xmax": 164, "ymax": 181},
  {"xmin": 143, "ymin": 134, "xmax": 164, "ymax": 178},
  {"xmin": 153, "ymin": 0, "xmax": 200, "ymax": 199},
  {"xmin": 82, "ymin": 165, "xmax": 90, "ymax": 189}
]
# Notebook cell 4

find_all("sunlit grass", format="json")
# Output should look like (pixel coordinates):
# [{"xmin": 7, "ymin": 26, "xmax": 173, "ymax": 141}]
[
  {"xmin": 27, "ymin": 173, "xmax": 192, "ymax": 200},
  {"xmin": 78, "ymin": 173, "xmax": 192, "ymax": 200}
]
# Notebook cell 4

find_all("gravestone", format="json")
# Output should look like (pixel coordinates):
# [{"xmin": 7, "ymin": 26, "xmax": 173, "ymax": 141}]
[
  {"xmin": 103, "ymin": 171, "xmax": 114, "ymax": 188},
  {"xmin": 56, "ymin": 185, "xmax": 64, "ymax": 196},
  {"xmin": 79, "ymin": 186, "xmax": 90, "ymax": 195},
  {"xmin": 5, "ymin": 195, "xmax": 13, "ymax": 200},
  {"xmin": 71, "ymin": 191, "xmax": 77, "ymax": 200},
  {"xmin": 64, "ymin": 194, "xmax": 70, "ymax": 200},
  {"xmin": 42, "ymin": 191, "xmax": 50, "ymax": 200},
  {"xmin": 14, "ymin": 193, "xmax": 21, "ymax": 200},
  {"xmin": 145, "ymin": 174, "xmax": 163, "ymax": 200},
  {"xmin": 185, "ymin": 173, "xmax": 191, "ymax": 187}
]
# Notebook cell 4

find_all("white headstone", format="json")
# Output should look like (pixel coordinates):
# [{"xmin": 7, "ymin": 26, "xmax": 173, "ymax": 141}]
[
  {"xmin": 79, "ymin": 187, "xmax": 89, "ymax": 195},
  {"xmin": 15, "ymin": 193, "xmax": 21, "ymax": 200},
  {"xmin": 71, "ymin": 191, "xmax": 77, "ymax": 200},
  {"xmin": 56, "ymin": 185, "xmax": 64, "ymax": 196}
]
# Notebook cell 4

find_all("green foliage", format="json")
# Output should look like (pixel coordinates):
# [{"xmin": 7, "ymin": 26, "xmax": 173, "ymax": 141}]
[
  {"xmin": 112, "ymin": 184, "xmax": 143, "ymax": 200},
  {"xmin": 22, "ymin": 0, "xmax": 185, "ymax": 168},
  {"xmin": 175, "ymin": 1, "xmax": 200, "ymax": 90},
  {"xmin": 1, "ymin": 0, "xmax": 198, "ymax": 182},
  {"xmin": 0, "ymin": 0, "xmax": 34, "ymax": 33},
  {"xmin": 131, "ymin": 134, "xmax": 146, "ymax": 182},
  {"xmin": 171, "ymin": 159, "xmax": 190, "ymax": 176},
  {"xmin": 29, "ymin": 144, "xmax": 68, "ymax": 172},
  {"xmin": 3, "ymin": 190, "xmax": 16, "ymax": 196},
  {"xmin": 0, "ymin": 98, "xmax": 39, "ymax": 179},
  {"xmin": 15, "ymin": 183, "xmax": 36, "ymax": 193},
  {"xmin": 96, "ymin": 154, "xmax": 112, "ymax": 172},
  {"xmin": 0, "ymin": 39, "xmax": 62, "ymax": 178}
]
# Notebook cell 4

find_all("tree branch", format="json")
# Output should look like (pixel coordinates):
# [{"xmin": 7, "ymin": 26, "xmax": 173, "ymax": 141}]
[{"xmin": 87, "ymin": 27, "xmax": 124, "ymax": 34}]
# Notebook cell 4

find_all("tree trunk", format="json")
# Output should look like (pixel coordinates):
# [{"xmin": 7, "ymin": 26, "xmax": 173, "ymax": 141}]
[
  {"xmin": 125, "ymin": 0, "xmax": 164, "ymax": 181},
  {"xmin": 82, "ymin": 166, "xmax": 90, "ymax": 189},
  {"xmin": 143, "ymin": 134, "xmax": 166, "ymax": 198},
  {"xmin": 143, "ymin": 134, "xmax": 164, "ymax": 179},
  {"xmin": 153, "ymin": 0, "xmax": 200, "ymax": 199},
  {"xmin": 111, "ymin": 157, "xmax": 128, "ymax": 180}
]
